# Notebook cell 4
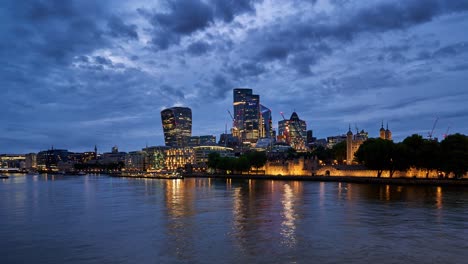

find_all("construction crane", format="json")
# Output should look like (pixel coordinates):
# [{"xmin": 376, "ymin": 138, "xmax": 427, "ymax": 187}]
[
  {"xmin": 428, "ymin": 117, "xmax": 439, "ymax": 140},
  {"xmin": 443, "ymin": 126, "xmax": 450, "ymax": 139},
  {"xmin": 227, "ymin": 109, "xmax": 234, "ymax": 121},
  {"xmin": 227, "ymin": 109, "xmax": 239, "ymax": 131}
]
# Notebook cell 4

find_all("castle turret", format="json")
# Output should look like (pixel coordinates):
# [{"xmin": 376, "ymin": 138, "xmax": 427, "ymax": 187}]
[
  {"xmin": 346, "ymin": 125, "xmax": 353, "ymax": 165},
  {"xmin": 385, "ymin": 123, "xmax": 392, "ymax": 141},
  {"xmin": 379, "ymin": 121, "xmax": 386, "ymax": 139}
]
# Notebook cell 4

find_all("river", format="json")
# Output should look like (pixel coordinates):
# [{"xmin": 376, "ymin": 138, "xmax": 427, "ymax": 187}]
[{"xmin": 1, "ymin": 174, "xmax": 467, "ymax": 263}]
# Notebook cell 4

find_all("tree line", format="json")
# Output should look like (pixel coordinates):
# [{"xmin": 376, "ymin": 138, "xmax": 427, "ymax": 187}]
[
  {"xmin": 354, "ymin": 133, "xmax": 467, "ymax": 178},
  {"xmin": 208, "ymin": 151, "xmax": 267, "ymax": 174}
]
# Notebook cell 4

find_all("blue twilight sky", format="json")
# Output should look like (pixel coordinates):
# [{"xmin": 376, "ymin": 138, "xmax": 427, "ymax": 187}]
[{"xmin": 1, "ymin": 0, "xmax": 468, "ymax": 153}]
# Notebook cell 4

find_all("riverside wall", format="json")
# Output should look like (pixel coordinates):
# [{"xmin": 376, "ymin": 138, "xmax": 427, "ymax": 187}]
[
  {"xmin": 314, "ymin": 166, "xmax": 467, "ymax": 178},
  {"xmin": 260, "ymin": 158, "xmax": 466, "ymax": 179}
]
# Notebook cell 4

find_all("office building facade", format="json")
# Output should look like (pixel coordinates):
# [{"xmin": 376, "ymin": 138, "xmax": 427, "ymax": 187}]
[
  {"xmin": 233, "ymin": 88, "xmax": 260, "ymax": 144},
  {"xmin": 278, "ymin": 112, "xmax": 307, "ymax": 151},
  {"xmin": 161, "ymin": 107, "xmax": 192, "ymax": 147}
]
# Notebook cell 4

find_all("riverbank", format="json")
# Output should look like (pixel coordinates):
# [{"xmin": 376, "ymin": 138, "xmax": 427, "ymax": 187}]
[
  {"xmin": 31, "ymin": 172, "xmax": 467, "ymax": 187},
  {"xmin": 184, "ymin": 174, "xmax": 468, "ymax": 186}
]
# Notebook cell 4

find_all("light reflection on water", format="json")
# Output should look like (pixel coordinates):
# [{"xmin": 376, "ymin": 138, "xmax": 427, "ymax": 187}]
[
  {"xmin": 0, "ymin": 174, "xmax": 467, "ymax": 264},
  {"xmin": 280, "ymin": 183, "xmax": 296, "ymax": 248}
]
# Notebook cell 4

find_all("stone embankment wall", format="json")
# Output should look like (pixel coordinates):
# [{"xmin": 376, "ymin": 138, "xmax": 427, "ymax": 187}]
[
  {"xmin": 315, "ymin": 166, "xmax": 466, "ymax": 178},
  {"xmin": 263, "ymin": 158, "xmax": 314, "ymax": 176}
]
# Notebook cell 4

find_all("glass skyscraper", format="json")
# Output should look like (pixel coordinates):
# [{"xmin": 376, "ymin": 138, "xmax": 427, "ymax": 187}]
[
  {"xmin": 233, "ymin": 88, "xmax": 261, "ymax": 143},
  {"xmin": 161, "ymin": 107, "xmax": 192, "ymax": 147},
  {"xmin": 260, "ymin": 104, "xmax": 273, "ymax": 139},
  {"xmin": 278, "ymin": 112, "xmax": 307, "ymax": 151}
]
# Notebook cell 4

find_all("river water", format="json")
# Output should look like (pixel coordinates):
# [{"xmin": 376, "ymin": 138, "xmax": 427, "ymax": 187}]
[{"xmin": 1, "ymin": 174, "xmax": 467, "ymax": 263}]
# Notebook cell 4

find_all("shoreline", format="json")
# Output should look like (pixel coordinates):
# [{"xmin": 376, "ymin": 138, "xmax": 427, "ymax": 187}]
[
  {"xmin": 7, "ymin": 172, "xmax": 468, "ymax": 187},
  {"xmin": 183, "ymin": 174, "xmax": 468, "ymax": 187}
]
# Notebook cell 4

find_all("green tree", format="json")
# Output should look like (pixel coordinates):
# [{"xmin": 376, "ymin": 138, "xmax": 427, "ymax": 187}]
[
  {"xmin": 247, "ymin": 151, "xmax": 267, "ymax": 174},
  {"xmin": 402, "ymin": 134, "xmax": 425, "ymax": 168},
  {"xmin": 311, "ymin": 146, "xmax": 334, "ymax": 165},
  {"xmin": 402, "ymin": 134, "xmax": 440, "ymax": 177},
  {"xmin": 355, "ymin": 138, "xmax": 394, "ymax": 177},
  {"xmin": 420, "ymin": 139, "xmax": 441, "ymax": 178},
  {"xmin": 207, "ymin": 152, "xmax": 221, "ymax": 170},
  {"xmin": 235, "ymin": 156, "xmax": 251, "ymax": 174},
  {"xmin": 440, "ymin": 134, "xmax": 468, "ymax": 178},
  {"xmin": 332, "ymin": 141, "xmax": 347, "ymax": 164},
  {"xmin": 389, "ymin": 142, "xmax": 410, "ymax": 177}
]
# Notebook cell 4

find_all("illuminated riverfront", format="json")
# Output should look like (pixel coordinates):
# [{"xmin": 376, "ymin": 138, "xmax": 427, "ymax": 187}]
[{"xmin": 1, "ymin": 1, "xmax": 468, "ymax": 263}]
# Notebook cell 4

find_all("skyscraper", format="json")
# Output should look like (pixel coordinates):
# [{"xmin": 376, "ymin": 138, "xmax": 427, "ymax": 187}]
[
  {"xmin": 233, "ymin": 88, "xmax": 260, "ymax": 143},
  {"xmin": 260, "ymin": 104, "xmax": 274, "ymax": 139},
  {"xmin": 278, "ymin": 112, "xmax": 307, "ymax": 151},
  {"xmin": 161, "ymin": 107, "xmax": 192, "ymax": 147}
]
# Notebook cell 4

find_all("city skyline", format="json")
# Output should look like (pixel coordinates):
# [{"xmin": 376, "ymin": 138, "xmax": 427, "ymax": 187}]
[{"xmin": 2, "ymin": 0, "xmax": 468, "ymax": 153}]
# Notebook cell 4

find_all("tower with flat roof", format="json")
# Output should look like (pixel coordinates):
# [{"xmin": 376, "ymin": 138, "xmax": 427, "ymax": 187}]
[{"xmin": 161, "ymin": 107, "xmax": 192, "ymax": 147}]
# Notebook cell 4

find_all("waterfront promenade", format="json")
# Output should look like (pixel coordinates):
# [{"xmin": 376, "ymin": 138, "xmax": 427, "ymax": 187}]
[{"xmin": 111, "ymin": 172, "xmax": 468, "ymax": 186}]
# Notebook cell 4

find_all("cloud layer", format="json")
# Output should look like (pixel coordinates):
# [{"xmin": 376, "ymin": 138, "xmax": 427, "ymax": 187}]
[{"xmin": 1, "ymin": 0, "xmax": 468, "ymax": 153}]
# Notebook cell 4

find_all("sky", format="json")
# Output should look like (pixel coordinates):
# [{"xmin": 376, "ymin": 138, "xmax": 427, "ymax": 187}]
[{"xmin": 1, "ymin": 0, "xmax": 468, "ymax": 153}]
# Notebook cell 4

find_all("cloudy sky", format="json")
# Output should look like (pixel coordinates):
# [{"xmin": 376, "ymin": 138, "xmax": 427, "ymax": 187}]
[{"xmin": 2, "ymin": 0, "xmax": 468, "ymax": 153}]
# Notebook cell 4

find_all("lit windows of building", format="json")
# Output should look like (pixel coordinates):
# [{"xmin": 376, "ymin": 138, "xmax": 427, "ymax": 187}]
[
  {"xmin": 278, "ymin": 112, "xmax": 307, "ymax": 151},
  {"xmin": 188, "ymin": 135, "xmax": 217, "ymax": 147},
  {"xmin": 260, "ymin": 104, "xmax": 274, "ymax": 139},
  {"xmin": 125, "ymin": 151, "xmax": 148, "ymax": 172},
  {"xmin": 36, "ymin": 149, "xmax": 70, "ymax": 171},
  {"xmin": 142, "ymin": 146, "xmax": 169, "ymax": 171},
  {"xmin": 0, "ymin": 154, "xmax": 26, "ymax": 169},
  {"xmin": 164, "ymin": 147, "xmax": 194, "ymax": 171},
  {"xmin": 192, "ymin": 146, "xmax": 234, "ymax": 167},
  {"xmin": 161, "ymin": 107, "xmax": 192, "ymax": 147},
  {"xmin": 25, "ymin": 153, "xmax": 37, "ymax": 169},
  {"xmin": 233, "ymin": 88, "xmax": 261, "ymax": 144}
]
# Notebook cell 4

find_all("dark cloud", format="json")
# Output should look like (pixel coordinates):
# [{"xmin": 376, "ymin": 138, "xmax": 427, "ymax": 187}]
[
  {"xmin": 227, "ymin": 61, "xmax": 265, "ymax": 79},
  {"xmin": 211, "ymin": 74, "xmax": 232, "ymax": 98},
  {"xmin": 107, "ymin": 16, "xmax": 139, "ymax": 40},
  {"xmin": 258, "ymin": 44, "xmax": 290, "ymax": 61},
  {"xmin": 187, "ymin": 41, "xmax": 212, "ymax": 56},
  {"xmin": 147, "ymin": 0, "xmax": 213, "ymax": 50},
  {"xmin": 341, "ymin": 1, "xmax": 468, "ymax": 36},
  {"xmin": 94, "ymin": 56, "xmax": 113, "ymax": 66},
  {"xmin": 0, "ymin": 0, "xmax": 110, "ymax": 90},
  {"xmin": 144, "ymin": 0, "xmax": 259, "ymax": 50},
  {"xmin": 160, "ymin": 84, "xmax": 185, "ymax": 99},
  {"xmin": 1, "ymin": 0, "xmax": 468, "ymax": 152},
  {"xmin": 447, "ymin": 62, "xmax": 468, "ymax": 72},
  {"xmin": 211, "ymin": 0, "xmax": 259, "ymax": 22},
  {"xmin": 433, "ymin": 42, "xmax": 468, "ymax": 58},
  {"xmin": 247, "ymin": 0, "xmax": 468, "ymax": 73}
]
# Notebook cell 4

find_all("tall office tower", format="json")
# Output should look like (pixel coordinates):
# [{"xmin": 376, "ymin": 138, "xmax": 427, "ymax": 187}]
[
  {"xmin": 278, "ymin": 112, "xmax": 307, "ymax": 151},
  {"xmin": 233, "ymin": 88, "xmax": 260, "ymax": 144},
  {"xmin": 306, "ymin": 130, "xmax": 314, "ymax": 144},
  {"xmin": 260, "ymin": 104, "xmax": 274, "ymax": 139},
  {"xmin": 161, "ymin": 107, "xmax": 192, "ymax": 147}
]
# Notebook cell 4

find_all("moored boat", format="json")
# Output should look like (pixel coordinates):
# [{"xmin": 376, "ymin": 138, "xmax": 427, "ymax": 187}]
[{"xmin": 0, "ymin": 174, "xmax": 9, "ymax": 179}]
